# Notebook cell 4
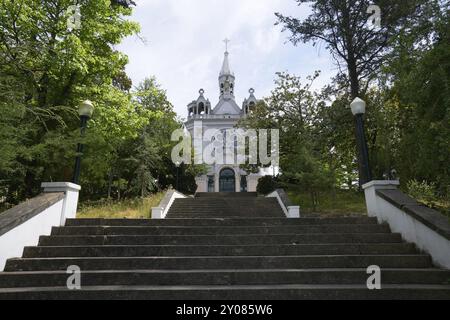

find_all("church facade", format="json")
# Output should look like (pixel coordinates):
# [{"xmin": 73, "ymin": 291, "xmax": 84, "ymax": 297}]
[{"xmin": 184, "ymin": 49, "xmax": 262, "ymax": 193}]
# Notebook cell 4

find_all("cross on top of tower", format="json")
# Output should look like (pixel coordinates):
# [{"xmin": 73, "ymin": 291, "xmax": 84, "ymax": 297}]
[{"xmin": 223, "ymin": 38, "xmax": 230, "ymax": 53}]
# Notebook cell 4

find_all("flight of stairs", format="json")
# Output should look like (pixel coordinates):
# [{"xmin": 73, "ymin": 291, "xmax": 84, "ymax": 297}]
[
  {"xmin": 168, "ymin": 192, "xmax": 285, "ymax": 218},
  {"xmin": 0, "ymin": 193, "xmax": 449, "ymax": 300}
]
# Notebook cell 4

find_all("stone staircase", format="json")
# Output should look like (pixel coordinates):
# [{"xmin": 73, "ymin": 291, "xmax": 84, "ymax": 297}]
[
  {"xmin": 0, "ymin": 193, "xmax": 449, "ymax": 299},
  {"xmin": 168, "ymin": 193, "xmax": 284, "ymax": 218}
]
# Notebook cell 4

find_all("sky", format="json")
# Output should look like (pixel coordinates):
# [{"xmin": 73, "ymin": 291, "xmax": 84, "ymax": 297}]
[{"xmin": 118, "ymin": 0, "xmax": 336, "ymax": 119}]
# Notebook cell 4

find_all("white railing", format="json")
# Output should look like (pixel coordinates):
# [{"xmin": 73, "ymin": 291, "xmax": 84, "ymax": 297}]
[
  {"xmin": 363, "ymin": 180, "xmax": 450, "ymax": 269},
  {"xmin": 266, "ymin": 189, "xmax": 300, "ymax": 218},
  {"xmin": 0, "ymin": 182, "xmax": 80, "ymax": 271},
  {"xmin": 151, "ymin": 189, "xmax": 187, "ymax": 219}
]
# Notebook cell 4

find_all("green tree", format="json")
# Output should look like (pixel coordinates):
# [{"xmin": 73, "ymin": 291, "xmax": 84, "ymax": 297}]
[
  {"xmin": 385, "ymin": 5, "xmax": 449, "ymax": 196},
  {"xmin": 0, "ymin": 0, "xmax": 142, "ymax": 203},
  {"xmin": 276, "ymin": 0, "xmax": 434, "ymax": 98},
  {"xmin": 239, "ymin": 72, "xmax": 335, "ymax": 201}
]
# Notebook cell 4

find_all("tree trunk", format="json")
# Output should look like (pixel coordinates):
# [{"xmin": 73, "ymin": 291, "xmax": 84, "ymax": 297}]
[
  {"xmin": 348, "ymin": 57, "xmax": 360, "ymax": 99},
  {"xmin": 107, "ymin": 170, "xmax": 113, "ymax": 199},
  {"xmin": 342, "ymin": 3, "xmax": 360, "ymax": 99},
  {"xmin": 347, "ymin": 177, "xmax": 353, "ymax": 190},
  {"xmin": 310, "ymin": 191, "xmax": 318, "ymax": 212}
]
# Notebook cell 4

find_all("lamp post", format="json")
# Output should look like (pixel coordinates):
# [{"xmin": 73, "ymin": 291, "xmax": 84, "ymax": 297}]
[
  {"xmin": 351, "ymin": 97, "xmax": 372, "ymax": 186},
  {"xmin": 72, "ymin": 100, "xmax": 94, "ymax": 185}
]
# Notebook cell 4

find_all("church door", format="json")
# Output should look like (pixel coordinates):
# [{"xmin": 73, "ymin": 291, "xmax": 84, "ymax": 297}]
[{"xmin": 219, "ymin": 168, "xmax": 236, "ymax": 192}]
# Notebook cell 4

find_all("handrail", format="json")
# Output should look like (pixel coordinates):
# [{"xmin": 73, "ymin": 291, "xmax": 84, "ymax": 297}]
[
  {"xmin": 151, "ymin": 189, "xmax": 187, "ymax": 219},
  {"xmin": 266, "ymin": 189, "xmax": 300, "ymax": 218}
]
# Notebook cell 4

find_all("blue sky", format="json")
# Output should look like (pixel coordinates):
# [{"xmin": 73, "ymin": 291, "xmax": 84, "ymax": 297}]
[{"xmin": 118, "ymin": 0, "xmax": 336, "ymax": 119}]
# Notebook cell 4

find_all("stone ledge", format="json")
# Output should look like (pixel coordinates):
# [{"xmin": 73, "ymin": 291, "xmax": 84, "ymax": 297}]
[
  {"xmin": 266, "ymin": 189, "xmax": 300, "ymax": 218},
  {"xmin": 0, "ymin": 193, "xmax": 64, "ymax": 237},
  {"xmin": 157, "ymin": 189, "xmax": 177, "ymax": 210},
  {"xmin": 41, "ymin": 182, "xmax": 81, "ymax": 193},
  {"xmin": 363, "ymin": 180, "xmax": 400, "ymax": 189},
  {"xmin": 272, "ymin": 189, "xmax": 293, "ymax": 207},
  {"xmin": 376, "ymin": 189, "xmax": 450, "ymax": 240}
]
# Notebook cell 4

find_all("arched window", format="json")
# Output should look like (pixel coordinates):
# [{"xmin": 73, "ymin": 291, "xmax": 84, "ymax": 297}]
[{"xmin": 198, "ymin": 102, "xmax": 205, "ymax": 115}]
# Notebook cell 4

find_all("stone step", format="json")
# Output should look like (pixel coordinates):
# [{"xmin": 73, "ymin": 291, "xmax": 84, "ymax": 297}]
[
  {"xmin": 171, "ymin": 201, "xmax": 278, "ymax": 205},
  {"xmin": 167, "ymin": 209, "xmax": 282, "ymax": 213},
  {"xmin": 166, "ymin": 210, "xmax": 285, "ymax": 217},
  {"xmin": 170, "ymin": 202, "xmax": 279, "ymax": 205},
  {"xmin": 172, "ymin": 199, "xmax": 273, "ymax": 202},
  {"xmin": 169, "ymin": 198, "xmax": 279, "ymax": 209},
  {"xmin": 195, "ymin": 192, "xmax": 258, "ymax": 198},
  {"xmin": 5, "ymin": 255, "xmax": 432, "ymax": 272},
  {"xmin": 38, "ymin": 233, "xmax": 403, "ymax": 246},
  {"xmin": 171, "ymin": 199, "xmax": 277, "ymax": 204},
  {"xmin": 1, "ymin": 284, "xmax": 449, "ymax": 300},
  {"xmin": 167, "ymin": 213, "xmax": 286, "ymax": 218},
  {"xmin": 1, "ymin": 269, "xmax": 449, "ymax": 288},
  {"xmin": 167, "ymin": 208, "xmax": 282, "ymax": 211},
  {"xmin": 65, "ymin": 217, "xmax": 378, "ymax": 227},
  {"xmin": 167, "ymin": 197, "xmax": 285, "ymax": 217},
  {"xmin": 170, "ymin": 201, "xmax": 281, "ymax": 205},
  {"xmin": 22, "ymin": 243, "xmax": 418, "ymax": 258},
  {"xmin": 51, "ymin": 224, "xmax": 391, "ymax": 236},
  {"xmin": 168, "ymin": 204, "xmax": 279, "ymax": 208}
]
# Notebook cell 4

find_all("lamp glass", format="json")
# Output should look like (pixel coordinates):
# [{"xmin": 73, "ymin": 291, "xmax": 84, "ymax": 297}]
[
  {"xmin": 350, "ymin": 97, "xmax": 366, "ymax": 115},
  {"xmin": 79, "ymin": 100, "xmax": 94, "ymax": 118}
]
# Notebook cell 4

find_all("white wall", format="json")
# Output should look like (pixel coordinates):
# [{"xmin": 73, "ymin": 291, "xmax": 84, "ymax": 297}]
[
  {"xmin": 0, "ymin": 200, "xmax": 63, "ymax": 271},
  {"xmin": 0, "ymin": 182, "xmax": 80, "ymax": 271},
  {"xmin": 152, "ymin": 190, "xmax": 187, "ymax": 219},
  {"xmin": 364, "ymin": 181, "xmax": 450, "ymax": 269}
]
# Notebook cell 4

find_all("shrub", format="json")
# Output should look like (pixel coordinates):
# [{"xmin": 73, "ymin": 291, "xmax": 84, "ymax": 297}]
[
  {"xmin": 257, "ymin": 176, "xmax": 278, "ymax": 195},
  {"xmin": 406, "ymin": 180, "xmax": 438, "ymax": 205}
]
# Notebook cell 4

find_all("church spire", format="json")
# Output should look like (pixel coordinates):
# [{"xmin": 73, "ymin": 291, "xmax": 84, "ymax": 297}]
[
  {"xmin": 220, "ymin": 51, "xmax": 232, "ymax": 76},
  {"xmin": 219, "ymin": 39, "xmax": 235, "ymax": 99},
  {"xmin": 220, "ymin": 39, "xmax": 233, "ymax": 76}
]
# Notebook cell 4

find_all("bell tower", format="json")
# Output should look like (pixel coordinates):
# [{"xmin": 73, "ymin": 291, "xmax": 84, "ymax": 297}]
[{"xmin": 218, "ymin": 39, "xmax": 235, "ymax": 100}]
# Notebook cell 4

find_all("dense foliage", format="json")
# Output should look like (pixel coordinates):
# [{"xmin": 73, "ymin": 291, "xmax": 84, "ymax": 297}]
[
  {"xmin": 0, "ymin": 0, "xmax": 448, "ymax": 215},
  {"xmin": 0, "ymin": 1, "xmax": 185, "ymax": 207},
  {"xmin": 242, "ymin": 0, "xmax": 449, "ymax": 210},
  {"xmin": 256, "ymin": 176, "xmax": 279, "ymax": 195}
]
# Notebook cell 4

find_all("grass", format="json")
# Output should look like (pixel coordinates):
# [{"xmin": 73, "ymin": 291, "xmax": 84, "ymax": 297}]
[
  {"xmin": 408, "ymin": 197, "xmax": 450, "ymax": 219},
  {"xmin": 77, "ymin": 192, "xmax": 165, "ymax": 219},
  {"xmin": 76, "ymin": 188, "xmax": 447, "ymax": 221},
  {"xmin": 76, "ymin": 188, "xmax": 366, "ymax": 219},
  {"xmin": 287, "ymin": 188, "xmax": 367, "ymax": 217}
]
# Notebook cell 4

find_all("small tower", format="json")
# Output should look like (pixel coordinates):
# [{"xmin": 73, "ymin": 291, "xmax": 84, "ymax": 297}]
[
  {"xmin": 187, "ymin": 89, "xmax": 211, "ymax": 118},
  {"xmin": 218, "ymin": 40, "xmax": 235, "ymax": 100},
  {"xmin": 243, "ymin": 88, "xmax": 257, "ymax": 115}
]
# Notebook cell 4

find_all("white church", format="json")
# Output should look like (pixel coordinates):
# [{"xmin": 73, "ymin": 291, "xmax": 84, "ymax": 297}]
[{"xmin": 184, "ymin": 46, "xmax": 266, "ymax": 193}]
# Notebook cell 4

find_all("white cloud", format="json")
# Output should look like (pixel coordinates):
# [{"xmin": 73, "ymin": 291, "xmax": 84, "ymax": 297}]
[{"xmin": 118, "ymin": 0, "xmax": 335, "ymax": 118}]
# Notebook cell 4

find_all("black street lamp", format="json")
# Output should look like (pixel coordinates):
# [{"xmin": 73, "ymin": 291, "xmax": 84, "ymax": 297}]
[
  {"xmin": 351, "ymin": 97, "xmax": 372, "ymax": 186},
  {"xmin": 72, "ymin": 100, "xmax": 94, "ymax": 185}
]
